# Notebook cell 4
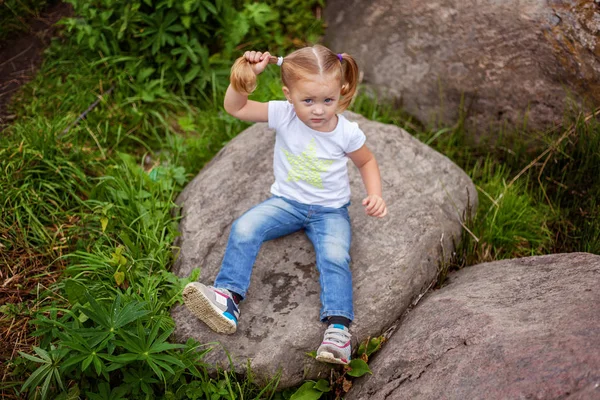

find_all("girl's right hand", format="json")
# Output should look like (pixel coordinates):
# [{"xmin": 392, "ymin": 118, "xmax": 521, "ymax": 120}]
[{"xmin": 244, "ymin": 51, "xmax": 272, "ymax": 76}]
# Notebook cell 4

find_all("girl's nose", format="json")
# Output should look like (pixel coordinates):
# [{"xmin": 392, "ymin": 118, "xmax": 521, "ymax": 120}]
[{"xmin": 313, "ymin": 106, "xmax": 324, "ymax": 115}]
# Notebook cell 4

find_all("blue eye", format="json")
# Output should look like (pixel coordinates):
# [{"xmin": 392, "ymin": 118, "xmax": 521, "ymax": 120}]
[
  {"xmin": 303, "ymin": 99, "xmax": 313, "ymax": 104},
  {"xmin": 325, "ymin": 98, "xmax": 334, "ymax": 103}
]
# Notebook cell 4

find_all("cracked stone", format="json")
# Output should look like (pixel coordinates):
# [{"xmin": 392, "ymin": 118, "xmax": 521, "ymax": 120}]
[
  {"xmin": 323, "ymin": 0, "xmax": 600, "ymax": 136},
  {"xmin": 348, "ymin": 253, "xmax": 600, "ymax": 400}
]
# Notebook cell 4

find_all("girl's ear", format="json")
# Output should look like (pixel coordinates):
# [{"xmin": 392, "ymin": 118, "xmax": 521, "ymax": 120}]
[{"xmin": 282, "ymin": 86, "xmax": 292, "ymax": 103}]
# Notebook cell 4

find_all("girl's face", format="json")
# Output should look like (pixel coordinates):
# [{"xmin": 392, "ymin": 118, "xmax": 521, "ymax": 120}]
[{"xmin": 282, "ymin": 74, "xmax": 342, "ymax": 133}]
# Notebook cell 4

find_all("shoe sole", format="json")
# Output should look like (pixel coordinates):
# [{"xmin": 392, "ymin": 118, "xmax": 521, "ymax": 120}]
[
  {"xmin": 182, "ymin": 283, "xmax": 237, "ymax": 335},
  {"xmin": 315, "ymin": 351, "xmax": 349, "ymax": 365}
]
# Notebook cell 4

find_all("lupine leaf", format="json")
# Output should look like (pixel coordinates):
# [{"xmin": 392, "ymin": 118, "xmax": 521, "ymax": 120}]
[
  {"xmin": 33, "ymin": 346, "xmax": 51, "ymax": 361},
  {"xmin": 18, "ymin": 351, "xmax": 46, "ymax": 364},
  {"xmin": 114, "ymin": 301, "xmax": 149, "ymax": 329},
  {"xmin": 61, "ymin": 354, "xmax": 89, "ymax": 369},
  {"xmin": 152, "ymin": 353, "xmax": 185, "ymax": 367},
  {"xmin": 21, "ymin": 364, "xmax": 51, "ymax": 391}
]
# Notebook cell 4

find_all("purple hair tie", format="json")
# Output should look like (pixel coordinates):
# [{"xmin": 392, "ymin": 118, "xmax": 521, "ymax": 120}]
[{"xmin": 337, "ymin": 53, "xmax": 343, "ymax": 62}]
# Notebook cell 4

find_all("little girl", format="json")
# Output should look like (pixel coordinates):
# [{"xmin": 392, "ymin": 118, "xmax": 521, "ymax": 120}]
[{"xmin": 183, "ymin": 44, "xmax": 387, "ymax": 365}]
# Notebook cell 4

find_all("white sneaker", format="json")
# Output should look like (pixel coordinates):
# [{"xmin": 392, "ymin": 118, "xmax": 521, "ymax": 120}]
[
  {"xmin": 315, "ymin": 324, "xmax": 351, "ymax": 365},
  {"xmin": 182, "ymin": 282, "xmax": 240, "ymax": 334}
]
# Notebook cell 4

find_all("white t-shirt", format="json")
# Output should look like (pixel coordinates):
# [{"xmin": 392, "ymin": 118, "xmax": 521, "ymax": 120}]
[{"xmin": 268, "ymin": 100, "xmax": 366, "ymax": 208}]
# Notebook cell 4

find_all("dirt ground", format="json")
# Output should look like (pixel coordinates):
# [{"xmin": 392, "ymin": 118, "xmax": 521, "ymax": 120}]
[{"xmin": 0, "ymin": 1, "xmax": 72, "ymax": 130}]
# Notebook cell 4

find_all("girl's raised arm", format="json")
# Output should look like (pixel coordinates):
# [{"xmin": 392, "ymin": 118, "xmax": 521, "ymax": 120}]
[{"xmin": 224, "ymin": 51, "xmax": 276, "ymax": 123}]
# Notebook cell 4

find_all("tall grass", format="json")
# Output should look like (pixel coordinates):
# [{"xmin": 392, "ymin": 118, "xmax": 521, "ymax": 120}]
[{"xmin": 350, "ymin": 91, "xmax": 600, "ymax": 274}]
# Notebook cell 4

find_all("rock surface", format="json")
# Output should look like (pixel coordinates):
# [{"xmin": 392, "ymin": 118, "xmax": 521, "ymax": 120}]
[
  {"xmin": 171, "ymin": 112, "xmax": 476, "ymax": 388},
  {"xmin": 324, "ymin": 0, "xmax": 600, "ymax": 134},
  {"xmin": 348, "ymin": 253, "xmax": 600, "ymax": 400}
]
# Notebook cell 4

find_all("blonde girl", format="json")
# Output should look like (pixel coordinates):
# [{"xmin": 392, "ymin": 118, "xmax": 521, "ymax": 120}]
[{"xmin": 183, "ymin": 44, "xmax": 387, "ymax": 365}]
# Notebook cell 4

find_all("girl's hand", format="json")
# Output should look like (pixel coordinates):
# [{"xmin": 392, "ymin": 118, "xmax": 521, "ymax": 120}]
[
  {"xmin": 362, "ymin": 194, "xmax": 388, "ymax": 218},
  {"xmin": 244, "ymin": 51, "xmax": 272, "ymax": 76}
]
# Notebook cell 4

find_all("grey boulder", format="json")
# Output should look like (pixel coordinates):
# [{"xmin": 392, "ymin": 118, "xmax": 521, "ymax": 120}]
[
  {"xmin": 348, "ymin": 253, "xmax": 600, "ymax": 400},
  {"xmin": 171, "ymin": 112, "xmax": 476, "ymax": 387},
  {"xmin": 324, "ymin": 0, "xmax": 600, "ymax": 134}
]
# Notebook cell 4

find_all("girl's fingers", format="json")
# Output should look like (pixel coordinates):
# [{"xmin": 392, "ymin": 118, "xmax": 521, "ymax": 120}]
[
  {"xmin": 260, "ymin": 51, "xmax": 270, "ymax": 61},
  {"xmin": 259, "ymin": 52, "xmax": 271, "ymax": 67},
  {"xmin": 362, "ymin": 195, "xmax": 387, "ymax": 217},
  {"xmin": 370, "ymin": 198, "xmax": 382, "ymax": 212},
  {"xmin": 363, "ymin": 196, "xmax": 377, "ymax": 213},
  {"xmin": 366, "ymin": 203, "xmax": 377, "ymax": 214},
  {"xmin": 244, "ymin": 51, "xmax": 264, "ymax": 63},
  {"xmin": 366, "ymin": 202, "xmax": 376, "ymax": 214},
  {"xmin": 371, "ymin": 206, "xmax": 385, "ymax": 218}
]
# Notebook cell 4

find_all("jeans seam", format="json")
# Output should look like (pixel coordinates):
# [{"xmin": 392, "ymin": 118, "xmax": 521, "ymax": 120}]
[
  {"xmin": 317, "ymin": 215, "xmax": 354, "ymax": 320},
  {"xmin": 314, "ymin": 222, "xmax": 327, "ymax": 319}
]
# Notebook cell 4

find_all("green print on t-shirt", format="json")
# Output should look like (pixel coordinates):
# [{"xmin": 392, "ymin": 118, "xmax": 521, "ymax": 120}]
[{"xmin": 282, "ymin": 138, "xmax": 333, "ymax": 189}]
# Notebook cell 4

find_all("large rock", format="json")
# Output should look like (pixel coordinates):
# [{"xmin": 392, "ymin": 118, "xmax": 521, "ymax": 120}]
[
  {"xmin": 324, "ymin": 0, "xmax": 600, "ymax": 134},
  {"xmin": 171, "ymin": 112, "xmax": 476, "ymax": 387},
  {"xmin": 349, "ymin": 253, "xmax": 600, "ymax": 400}
]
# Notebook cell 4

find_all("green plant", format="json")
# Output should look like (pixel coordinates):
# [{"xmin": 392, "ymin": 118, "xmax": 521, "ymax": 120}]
[
  {"xmin": 19, "ymin": 345, "xmax": 67, "ymax": 399},
  {"xmin": 286, "ymin": 380, "xmax": 331, "ymax": 400},
  {"xmin": 20, "ymin": 289, "xmax": 204, "ymax": 398},
  {"xmin": 294, "ymin": 336, "xmax": 380, "ymax": 400},
  {"xmin": 59, "ymin": 0, "xmax": 324, "ymax": 98}
]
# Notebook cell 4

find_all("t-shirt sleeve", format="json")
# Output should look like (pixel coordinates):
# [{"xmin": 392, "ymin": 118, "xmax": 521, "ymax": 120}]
[
  {"xmin": 268, "ymin": 100, "xmax": 294, "ymax": 130},
  {"xmin": 345, "ymin": 122, "xmax": 367, "ymax": 153}
]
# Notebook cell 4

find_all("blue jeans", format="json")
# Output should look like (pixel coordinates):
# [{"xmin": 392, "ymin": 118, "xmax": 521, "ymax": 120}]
[{"xmin": 214, "ymin": 196, "xmax": 354, "ymax": 322}]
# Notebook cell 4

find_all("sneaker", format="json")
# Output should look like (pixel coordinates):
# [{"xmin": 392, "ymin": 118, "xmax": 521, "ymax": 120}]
[
  {"xmin": 315, "ymin": 324, "xmax": 352, "ymax": 365},
  {"xmin": 182, "ymin": 282, "xmax": 240, "ymax": 334}
]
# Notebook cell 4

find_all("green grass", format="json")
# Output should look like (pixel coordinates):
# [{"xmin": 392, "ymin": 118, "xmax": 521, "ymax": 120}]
[
  {"xmin": 350, "ymin": 91, "xmax": 600, "ymax": 275},
  {"xmin": 0, "ymin": 41, "xmax": 286, "ymax": 400}
]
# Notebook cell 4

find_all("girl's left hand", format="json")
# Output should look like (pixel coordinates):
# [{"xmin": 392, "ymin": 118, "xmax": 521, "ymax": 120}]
[{"xmin": 362, "ymin": 194, "xmax": 388, "ymax": 218}]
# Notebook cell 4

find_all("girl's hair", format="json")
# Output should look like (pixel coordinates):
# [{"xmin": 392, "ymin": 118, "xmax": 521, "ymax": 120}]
[{"xmin": 230, "ymin": 45, "xmax": 359, "ymax": 112}]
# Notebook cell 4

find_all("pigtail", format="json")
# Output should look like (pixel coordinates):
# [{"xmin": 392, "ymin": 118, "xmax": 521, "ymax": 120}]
[
  {"xmin": 230, "ymin": 56, "xmax": 258, "ymax": 96},
  {"xmin": 337, "ymin": 53, "xmax": 359, "ymax": 112},
  {"xmin": 230, "ymin": 54, "xmax": 282, "ymax": 96}
]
